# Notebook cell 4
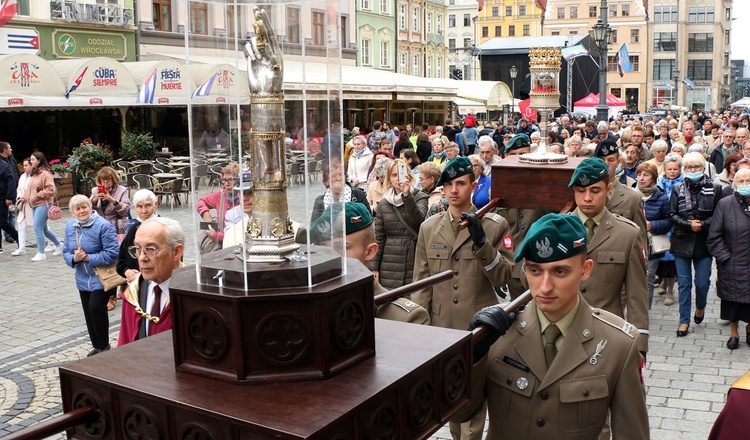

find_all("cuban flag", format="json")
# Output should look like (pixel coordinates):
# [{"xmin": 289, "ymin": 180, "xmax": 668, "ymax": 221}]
[
  {"xmin": 683, "ymin": 77, "xmax": 696, "ymax": 90},
  {"xmin": 0, "ymin": 0, "xmax": 17, "ymax": 28},
  {"xmin": 192, "ymin": 72, "xmax": 217, "ymax": 98},
  {"xmin": 65, "ymin": 67, "xmax": 87, "ymax": 98},
  {"xmin": 561, "ymin": 44, "xmax": 588, "ymax": 61},
  {"xmin": 615, "ymin": 44, "xmax": 632, "ymax": 78},
  {"xmin": 137, "ymin": 69, "xmax": 157, "ymax": 104}
]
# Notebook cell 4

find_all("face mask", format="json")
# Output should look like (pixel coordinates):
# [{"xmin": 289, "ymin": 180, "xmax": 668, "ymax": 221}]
[
  {"xmin": 686, "ymin": 172, "xmax": 704, "ymax": 182},
  {"xmin": 736, "ymin": 184, "xmax": 750, "ymax": 197}
]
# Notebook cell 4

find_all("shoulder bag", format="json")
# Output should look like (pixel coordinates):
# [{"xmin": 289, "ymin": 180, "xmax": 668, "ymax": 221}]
[
  {"xmin": 648, "ymin": 232, "xmax": 670, "ymax": 254},
  {"xmin": 47, "ymin": 199, "xmax": 62, "ymax": 220},
  {"xmin": 75, "ymin": 224, "xmax": 126, "ymax": 291}
]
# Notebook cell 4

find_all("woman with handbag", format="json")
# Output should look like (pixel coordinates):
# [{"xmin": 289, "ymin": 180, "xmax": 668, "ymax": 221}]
[
  {"xmin": 90, "ymin": 166, "xmax": 131, "ymax": 311},
  {"xmin": 371, "ymin": 159, "xmax": 428, "ymax": 289},
  {"xmin": 11, "ymin": 158, "xmax": 32, "ymax": 255},
  {"xmin": 636, "ymin": 162, "xmax": 671, "ymax": 309},
  {"xmin": 26, "ymin": 152, "xmax": 62, "ymax": 262},
  {"xmin": 63, "ymin": 195, "xmax": 120, "ymax": 356}
]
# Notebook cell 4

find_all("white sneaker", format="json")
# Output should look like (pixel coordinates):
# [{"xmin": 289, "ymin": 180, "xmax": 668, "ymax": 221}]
[
  {"xmin": 10, "ymin": 248, "xmax": 25, "ymax": 256},
  {"xmin": 44, "ymin": 242, "xmax": 55, "ymax": 252},
  {"xmin": 53, "ymin": 244, "xmax": 63, "ymax": 256},
  {"xmin": 31, "ymin": 253, "xmax": 46, "ymax": 262}
]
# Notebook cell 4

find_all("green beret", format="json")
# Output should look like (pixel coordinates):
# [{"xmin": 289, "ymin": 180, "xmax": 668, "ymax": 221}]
[
  {"xmin": 514, "ymin": 213, "xmax": 588, "ymax": 263},
  {"xmin": 310, "ymin": 202, "xmax": 373, "ymax": 245},
  {"xmin": 568, "ymin": 157, "xmax": 609, "ymax": 187},
  {"xmin": 593, "ymin": 139, "xmax": 618, "ymax": 158},
  {"xmin": 436, "ymin": 156, "xmax": 474, "ymax": 186},
  {"xmin": 504, "ymin": 133, "xmax": 531, "ymax": 153}
]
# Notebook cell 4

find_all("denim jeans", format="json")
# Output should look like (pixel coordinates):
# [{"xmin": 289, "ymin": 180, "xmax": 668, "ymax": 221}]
[
  {"xmin": 32, "ymin": 204, "xmax": 60, "ymax": 254},
  {"xmin": 674, "ymin": 256, "xmax": 713, "ymax": 325},
  {"xmin": 647, "ymin": 258, "xmax": 660, "ymax": 309}
]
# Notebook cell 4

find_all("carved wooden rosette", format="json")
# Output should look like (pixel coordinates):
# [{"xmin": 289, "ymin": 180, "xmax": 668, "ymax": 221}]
[{"xmin": 245, "ymin": 92, "xmax": 299, "ymax": 262}]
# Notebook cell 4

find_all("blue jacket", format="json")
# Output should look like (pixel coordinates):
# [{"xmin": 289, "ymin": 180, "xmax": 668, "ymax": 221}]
[
  {"xmin": 643, "ymin": 186, "xmax": 671, "ymax": 259},
  {"xmin": 63, "ymin": 213, "xmax": 119, "ymax": 291}
]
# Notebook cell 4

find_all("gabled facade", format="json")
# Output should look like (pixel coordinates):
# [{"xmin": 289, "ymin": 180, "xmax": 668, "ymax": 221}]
[
  {"xmin": 425, "ymin": 0, "xmax": 448, "ymax": 78},
  {"xmin": 356, "ymin": 0, "xmax": 396, "ymax": 70},
  {"xmin": 396, "ymin": 0, "xmax": 424, "ymax": 75}
]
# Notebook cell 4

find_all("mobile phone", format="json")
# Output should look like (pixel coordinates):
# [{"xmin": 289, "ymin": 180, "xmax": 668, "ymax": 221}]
[
  {"xmin": 97, "ymin": 185, "xmax": 106, "ymax": 194},
  {"xmin": 200, "ymin": 221, "xmax": 219, "ymax": 230},
  {"xmin": 398, "ymin": 162, "xmax": 408, "ymax": 182}
]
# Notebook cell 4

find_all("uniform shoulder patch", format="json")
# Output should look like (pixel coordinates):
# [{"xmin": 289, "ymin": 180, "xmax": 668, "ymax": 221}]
[
  {"xmin": 390, "ymin": 297, "xmax": 421, "ymax": 312},
  {"xmin": 592, "ymin": 308, "xmax": 637, "ymax": 338},
  {"xmin": 483, "ymin": 213, "xmax": 503, "ymax": 223},
  {"xmin": 425, "ymin": 212, "xmax": 445, "ymax": 222},
  {"xmin": 611, "ymin": 213, "xmax": 639, "ymax": 229}
]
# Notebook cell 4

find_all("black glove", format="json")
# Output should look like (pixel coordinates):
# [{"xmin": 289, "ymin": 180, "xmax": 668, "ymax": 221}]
[
  {"xmin": 461, "ymin": 212, "xmax": 486, "ymax": 251},
  {"xmin": 640, "ymin": 351, "xmax": 647, "ymax": 362},
  {"xmin": 469, "ymin": 306, "xmax": 516, "ymax": 364}
]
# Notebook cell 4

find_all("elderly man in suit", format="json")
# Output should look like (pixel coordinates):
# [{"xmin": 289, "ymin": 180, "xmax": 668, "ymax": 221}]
[
  {"xmin": 455, "ymin": 213, "xmax": 649, "ymax": 439},
  {"xmin": 412, "ymin": 156, "xmax": 514, "ymax": 440},
  {"xmin": 117, "ymin": 217, "xmax": 185, "ymax": 346}
]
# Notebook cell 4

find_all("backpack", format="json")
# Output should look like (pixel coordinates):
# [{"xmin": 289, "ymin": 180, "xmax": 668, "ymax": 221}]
[
  {"xmin": 367, "ymin": 131, "xmax": 385, "ymax": 152},
  {"xmin": 465, "ymin": 114, "xmax": 476, "ymax": 128}
]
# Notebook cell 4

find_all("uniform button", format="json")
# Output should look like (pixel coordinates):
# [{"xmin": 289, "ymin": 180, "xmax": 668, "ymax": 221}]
[
  {"xmin": 583, "ymin": 389, "xmax": 589, "ymax": 397},
  {"xmin": 453, "ymin": 270, "xmax": 459, "ymax": 275},
  {"xmin": 453, "ymin": 298, "xmax": 458, "ymax": 303},
  {"xmin": 482, "ymin": 256, "xmax": 487, "ymax": 260},
  {"xmin": 609, "ymin": 257, "xmax": 614, "ymax": 261},
  {"xmin": 454, "ymin": 256, "xmax": 460, "ymax": 261},
  {"xmin": 540, "ymin": 392, "xmax": 549, "ymax": 400},
  {"xmin": 506, "ymin": 378, "xmax": 512, "ymax": 385},
  {"xmin": 536, "ymin": 419, "xmax": 545, "ymax": 427},
  {"xmin": 519, "ymin": 214, "xmax": 524, "ymax": 218},
  {"xmin": 521, "ymin": 226, "xmax": 526, "ymax": 230},
  {"xmin": 453, "ymin": 285, "xmax": 458, "ymax": 290},
  {"xmin": 581, "ymin": 288, "xmax": 587, "ymax": 293}
]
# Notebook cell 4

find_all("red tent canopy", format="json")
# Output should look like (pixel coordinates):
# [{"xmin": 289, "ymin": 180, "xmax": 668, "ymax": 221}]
[{"xmin": 574, "ymin": 93, "xmax": 627, "ymax": 107}]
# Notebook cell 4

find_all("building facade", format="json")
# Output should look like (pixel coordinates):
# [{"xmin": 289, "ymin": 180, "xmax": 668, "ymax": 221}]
[
  {"xmin": 545, "ymin": 0, "xmax": 648, "ymax": 113},
  {"xmin": 445, "ymin": 0, "xmax": 478, "ymax": 80},
  {"xmin": 424, "ymin": 0, "xmax": 447, "ymax": 78},
  {"xmin": 356, "ymin": 0, "xmax": 396, "ymax": 71},
  {"xmin": 476, "ymin": 0, "xmax": 544, "ymax": 46},
  {"xmin": 396, "ymin": 0, "xmax": 424, "ymax": 75},
  {"xmin": 648, "ymin": 0, "xmax": 732, "ymax": 111}
]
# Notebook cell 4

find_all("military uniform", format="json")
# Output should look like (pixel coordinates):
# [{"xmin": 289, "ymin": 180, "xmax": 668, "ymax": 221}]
[
  {"xmin": 493, "ymin": 207, "xmax": 545, "ymax": 299},
  {"xmin": 607, "ymin": 178, "xmax": 648, "ymax": 247},
  {"xmin": 373, "ymin": 279, "xmax": 430, "ymax": 325},
  {"xmin": 576, "ymin": 207, "xmax": 649, "ymax": 353},
  {"xmin": 459, "ymin": 295, "xmax": 649, "ymax": 440},
  {"xmin": 411, "ymin": 206, "xmax": 514, "ymax": 330}
]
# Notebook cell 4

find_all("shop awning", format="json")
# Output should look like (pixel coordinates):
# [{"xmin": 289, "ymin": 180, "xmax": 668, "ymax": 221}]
[
  {"xmin": 189, "ymin": 63, "xmax": 250, "ymax": 105},
  {"xmin": 0, "ymin": 54, "xmax": 69, "ymax": 108},
  {"xmin": 455, "ymin": 97, "xmax": 487, "ymax": 115},
  {"xmin": 50, "ymin": 57, "xmax": 138, "ymax": 107},
  {"xmin": 123, "ymin": 60, "xmax": 195, "ymax": 106}
]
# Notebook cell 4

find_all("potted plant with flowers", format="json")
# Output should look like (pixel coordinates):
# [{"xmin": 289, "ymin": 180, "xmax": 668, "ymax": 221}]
[
  {"xmin": 67, "ymin": 137, "xmax": 114, "ymax": 195},
  {"xmin": 49, "ymin": 159, "xmax": 70, "ymax": 179},
  {"xmin": 120, "ymin": 131, "xmax": 158, "ymax": 161}
]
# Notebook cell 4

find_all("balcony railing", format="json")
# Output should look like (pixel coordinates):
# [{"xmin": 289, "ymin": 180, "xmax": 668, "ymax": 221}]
[{"xmin": 50, "ymin": 1, "xmax": 133, "ymax": 27}]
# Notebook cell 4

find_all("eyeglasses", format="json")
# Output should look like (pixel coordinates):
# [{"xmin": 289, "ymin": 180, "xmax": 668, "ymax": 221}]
[
  {"xmin": 220, "ymin": 178, "xmax": 236, "ymax": 184},
  {"xmin": 128, "ymin": 246, "xmax": 164, "ymax": 259},
  {"xmin": 684, "ymin": 165, "xmax": 704, "ymax": 172}
]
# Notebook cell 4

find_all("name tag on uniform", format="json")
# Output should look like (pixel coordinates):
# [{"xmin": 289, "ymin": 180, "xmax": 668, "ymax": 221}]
[
  {"xmin": 503, "ymin": 356, "xmax": 530, "ymax": 373},
  {"xmin": 431, "ymin": 244, "xmax": 448, "ymax": 249}
]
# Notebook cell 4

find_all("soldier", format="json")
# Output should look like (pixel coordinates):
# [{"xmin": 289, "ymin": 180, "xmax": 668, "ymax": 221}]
[
  {"xmin": 456, "ymin": 213, "xmax": 649, "ymax": 439},
  {"xmin": 411, "ymin": 156, "xmax": 513, "ymax": 440},
  {"xmin": 504, "ymin": 133, "xmax": 532, "ymax": 156},
  {"xmin": 570, "ymin": 158, "xmax": 649, "ymax": 355},
  {"xmin": 310, "ymin": 202, "xmax": 428, "ymax": 325}
]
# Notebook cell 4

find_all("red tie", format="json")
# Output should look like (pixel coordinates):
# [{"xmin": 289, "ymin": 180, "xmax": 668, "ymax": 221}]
[{"xmin": 148, "ymin": 285, "xmax": 162, "ymax": 336}]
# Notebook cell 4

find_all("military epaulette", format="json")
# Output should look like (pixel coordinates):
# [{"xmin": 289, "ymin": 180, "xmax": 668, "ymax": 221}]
[
  {"xmin": 483, "ymin": 212, "xmax": 503, "ymax": 224},
  {"xmin": 389, "ymin": 297, "xmax": 421, "ymax": 313},
  {"xmin": 611, "ymin": 213, "xmax": 639, "ymax": 229},
  {"xmin": 424, "ymin": 211, "xmax": 445, "ymax": 222},
  {"xmin": 592, "ymin": 308, "xmax": 637, "ymax": 338}
]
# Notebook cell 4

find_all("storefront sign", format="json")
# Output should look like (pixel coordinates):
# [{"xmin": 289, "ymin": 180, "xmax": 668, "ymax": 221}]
[
  {"xmin": 51, "ymin": 30, "xmax": 127, "ymax": 60},
  {"xmin": 9, "ymin": 61, "xmax": 41, "ymax": 88},
  {"xmin": 50, "ymin": 1, "xmax": 132, "ymax": 27},
  {"xmin": 160, "ymin": 67, "xmax": 182, "ymax": 90},
  {"xmin": 92, "ymin": 67, "xmax": 117, "ymax": 86}
]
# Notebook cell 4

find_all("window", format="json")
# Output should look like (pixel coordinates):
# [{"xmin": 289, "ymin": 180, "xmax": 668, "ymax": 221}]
[
  {"xmin": 557, "ymin": 7, "xmax": 564, "ymax": 19},
  {"xmin": 609, "ymin": 4, "xmax": 616, "ymax": 17},
  {"xmin": 463, "ymin": 64, "xmax": 471, "ymax": 80},
  {"xmin": 653, "ymin": 59, "xmax": 676, "ymax": 80},
  {"xmin": 341, "ymin": 16, "xmax": 348, "ymax": 48},
  {"xmin": 286, "ymin": 7, "xmax": 300, "ymax": 43},
  {"xmin": 570, "ymin": 6, "xmax": 577, "ymax": 19},
  {"xmin": 611, "ymin": 29, "xmax": 617, "ymax": 44},
  {"xmin": 427, "ymin": 12, "xmax": 432, "ymax": 33},
  {"xmin": 361, "ymin": 0, "xmax": 369, "ymax": 10},
  {"xmin": 607, "ymin": 55, "xmax": 617, "ymax": 72},
  {"xmin": 463, "ymin": 13, "xmax": 470, "ymax": 27},
  {"xmin": 689, "ymin": 7, "xmax": 713, "ymax": 23},
  {"xmin": 412, "ymin": 54, "xmax": 419, "ymax": 76},
  {"xmin": 426, "ymin": 56, "xmax": 432, "ymax": 78},
  {"xmin": 726, "ymin": 8, "xmax": 731, "ymax": 20},
  {"xmin": 189, "ymin": 2, "xmax": 207, "ymax": 34},
  {"xmin": 570, "ymin": 30, "xmax": 578, "ymax": 35},
  {"xmin": 494, "ymin": 25, "xmax": 501, "ymax": 37},
  {"xmin": 380, "ymin": 0, "xmax": 387, "ymax": 13},
  {"xmin": 400, "ymin": 53, "xmax": 407, "ymax": 74},
  {"xmin": 622, "ymin": 5, "xmax": 629, "ymax": 16},
  {"xmin": 707, "ymin": 7, "xmax": 715, "ymax": 22},
  {"xmin": 463, "ymin": 37, "xmax": 471, "ymax": 48},
  {"xmin": 654, "ymin": 6, "xmax": 662, "ymax": 22},
  {"xmin": 153, "ymin": 0, "xmax": 171, "ymax": 31},
  {"xmin": 361, "ymin": 39, "xmax": 371, "ymax": 64},
  {"xmin": 226, "ymin": 5, "xmax": 242, "ymax": 38},
  {"xmin": 589, "ymin": 6, "xmax": 597, "ymax": 18},
  {"xmin": 630, "ymin": 55, "xmax": 639, "ymax": 72},
  {"xmin": 448, "ymin": 14, "xmax": 455, "ymax": 27},
  {"xmin": 381, "ymin": 41, "xmax": 389, "ymax": 67},
  {"xmin": 551, "ymin": 31, "xmax": 560, "ymax": 36},
  {"xmin": 688, "ymin": 33, "xmax": 713, "ymax": 52},
  {"xmin": 448, "ymin": 38, "xmax": 456, "ymax": 49},
  {"xmin": 653, "ymin": 33, "xmax": 677, "ymax": 52},
  {"xmin": 449, "ymin": 0, "xmax": 454, "ymax": 4},
  {"xmin": 506, "ymin": 6, "xmax": 512, "ymax": 16},
  {"xmin": 16, "ymin": 0, "xmax": 29, "ymax": 15},
  {"xmin": 492, "ymin": 7, "xmax": 498, "ymax": 17},
  {"xmin": 669, "ymin": 6, "xmax": 678, "ymax": 22},
  {"xmin": 523, "ymin": 24, "xmax": 529, "ymax": 36},
  {"xmin": 482, "ymin": 26, "xmax": 488, "ymax": 38},
  {"xmin": 724, "ymin": 74, "xmax": 729, "ymax": 85},
  {"xmin": 519, "ymin": 5, "xmax": 525, "ymax": 15},
  {"xmin": 310, "ymin": 11, "xmax": 324, "ymax": 45},
  {"xmin": 413, "ymin": 7, "xmax": 420, "ymax": 32},
  {"xmin": 508, "ymin": 25, "xmax": 515, "ymax": 36},
  {"xmin": 725, "ymin": 30, "xmax": 730, "ymax": 44},
  {"xmin": 724, "ymin": 52, "xmax": 730, "ymax": 67},
  {"xmin": 630, "ymin": 29, "xmax": 639, "ymax": 43},
  {"xmin": 688, "ymin": 60, "xmax": 712, "ymax": 80},
  {"xmin": 437, "ymin": 14, "xmax": 442, "ymax": 32},
  {"xmin": 436, "ymin": 57, "xmax": 441, "ymax": 78},
  {"xmin": 399, "ymin": 5, "xmax": 406, "ymax": 29}
]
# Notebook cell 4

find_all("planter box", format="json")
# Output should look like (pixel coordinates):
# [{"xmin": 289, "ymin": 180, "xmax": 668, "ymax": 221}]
[{"xmin": 54, "ymin": 174, "xmax": 74, "ymax": 208}]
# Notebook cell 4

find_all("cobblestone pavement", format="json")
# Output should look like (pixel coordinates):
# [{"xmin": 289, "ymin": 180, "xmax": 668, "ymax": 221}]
[{"xmin": 0, "ymin": 181, "xmax": 745, "ymax": 439}]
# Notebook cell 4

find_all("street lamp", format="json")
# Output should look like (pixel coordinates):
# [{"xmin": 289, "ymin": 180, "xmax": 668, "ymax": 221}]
[
  {"xmin": 592, "ymin": 16, "xmax": 612, "ymax": 122},
  {"xmin": 510, "ymin": 65, "xmax": 518, "ymax": 118},
  {"xmin": 673, "ymin": 66, "xmax": 680, "ymax": 108}
]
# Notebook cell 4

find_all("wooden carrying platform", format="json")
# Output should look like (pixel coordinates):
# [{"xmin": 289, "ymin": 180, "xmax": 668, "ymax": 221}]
[{"xmin": 59, "ymin": 320, "xmax": 472, "ymax": 440}]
